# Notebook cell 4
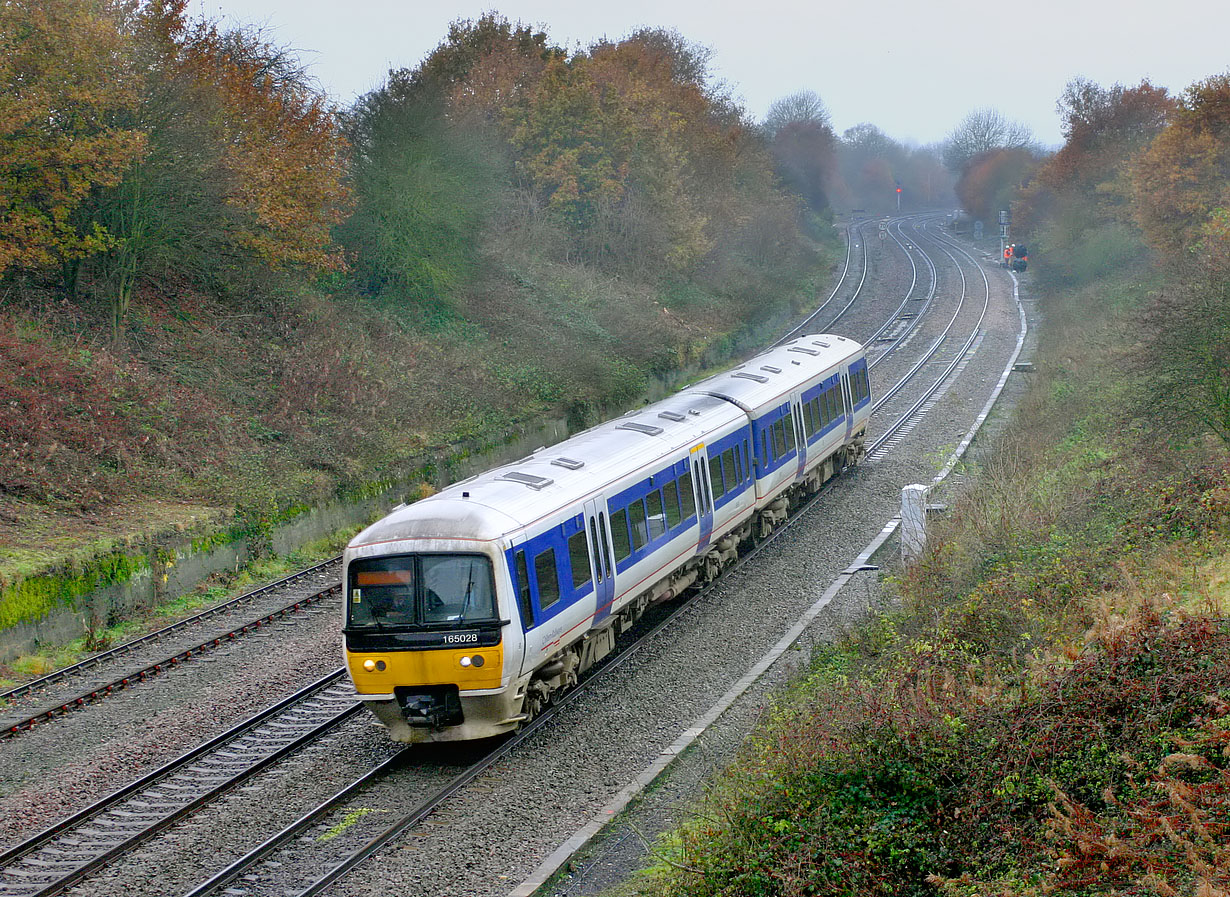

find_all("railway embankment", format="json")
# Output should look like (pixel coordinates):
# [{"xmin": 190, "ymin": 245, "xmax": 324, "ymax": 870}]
[{"xmin": 0, "ymin": 246, "xmax": 836, "ymax": 669}]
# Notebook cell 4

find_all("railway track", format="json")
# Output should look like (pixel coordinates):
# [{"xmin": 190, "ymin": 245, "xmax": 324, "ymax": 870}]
[
  {"xmin": 0, "ymin": 673, "xmax": 359, "ymax": 897},
  {"xmin": 0, "ymin": 563, "xmax": 342, "ymax": 740},
  {"xmin": 176, "ymin": 403, "xmax": 916, "ymax": 897}
]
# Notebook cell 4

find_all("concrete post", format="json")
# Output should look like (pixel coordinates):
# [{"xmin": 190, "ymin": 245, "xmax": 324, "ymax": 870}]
[{"xmin": 901, "ymin": 484, "xmax": 929, "ymax": 565}]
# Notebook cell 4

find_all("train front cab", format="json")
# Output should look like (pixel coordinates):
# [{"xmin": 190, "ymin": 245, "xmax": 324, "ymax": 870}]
[{"xmin": 343, "ymin": 540, "xmax": 526, "ymax": 743}]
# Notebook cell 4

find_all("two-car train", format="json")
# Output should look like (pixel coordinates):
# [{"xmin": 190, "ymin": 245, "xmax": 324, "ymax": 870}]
[{"xmin": 342, "ymin": 334, "xmax": 872, "ymax": 743}]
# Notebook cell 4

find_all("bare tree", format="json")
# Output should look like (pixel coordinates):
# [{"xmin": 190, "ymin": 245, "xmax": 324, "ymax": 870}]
[
  {"xmin": 842, "ymin": 122, "xmax": 895, "ymax": 158},
  {"xmin": 764, "ymin": 89, "xmax": 830, "ymax": 138},
  {"xmin": 942, "ymin": 107, "xmax": 1034, "ymax": 172}
]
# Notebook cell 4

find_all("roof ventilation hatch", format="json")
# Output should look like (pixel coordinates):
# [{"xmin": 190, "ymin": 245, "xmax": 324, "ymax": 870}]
[{"xmin": 497, "ymin": 471, "xmax": 554, "ymax": 490}]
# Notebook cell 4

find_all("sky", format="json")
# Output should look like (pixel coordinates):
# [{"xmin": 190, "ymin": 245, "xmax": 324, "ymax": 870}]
[{"xmin": 195, "ymin": 0, "xmax": 1229, "ymax": 147}]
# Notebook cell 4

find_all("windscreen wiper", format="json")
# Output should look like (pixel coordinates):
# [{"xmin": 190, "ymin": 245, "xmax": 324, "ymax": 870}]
[{"xmin": 458, "ymin": 562, "xmax": 476, "ymax": 621}]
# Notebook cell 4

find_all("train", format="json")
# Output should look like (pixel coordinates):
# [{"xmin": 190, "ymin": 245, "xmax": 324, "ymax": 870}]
[{"xmin": 342, "ymin": 334, "xmax": 872, "ymax": 743}]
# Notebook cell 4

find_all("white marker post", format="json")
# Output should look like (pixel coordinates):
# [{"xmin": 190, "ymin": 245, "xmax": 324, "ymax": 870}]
[{"xmin": 901, "ymin": 484, "xmax": 929, "ymax": 565}]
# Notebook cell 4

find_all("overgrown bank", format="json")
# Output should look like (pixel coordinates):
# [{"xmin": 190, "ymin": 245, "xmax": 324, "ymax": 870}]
[{"xmin": 0, "ymin": 5, "xmax": 847, "ymax": 644}]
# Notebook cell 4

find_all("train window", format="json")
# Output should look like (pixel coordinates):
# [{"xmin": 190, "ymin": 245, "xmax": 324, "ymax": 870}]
[
  {"xmin": 772, "ymin": 419, "xmax": 786, "ymax": 457},
  {"xmin": 679, "ymin": 472, "xmax": 696, "ymax": 519},
  {"xmin": 722, "ymin": 449, "xmax": 737, "ymax": 491},
  {"xmin": 567, "ymin": 530, "xmax": 592, "ymax": 590},
  {"xmin": 629, "ymin": 498, "xmax": 648, "ymax": 550},
  {"xmin": 515, "ymin": 550, "xmax": 533, "ymax": 627},
  {"xmin": 663, "ymin": 480, "xmax": 682, "ymax": 528},
  {"xmin": 597, "ymin": 513, "xmax": 613, "ymax": 576},
  {"xmin": 708, "ymin": 455, "xmax": 726, "ymax": 500},
  {"xmin": 646, "ymin": 490, "xmax": 666, "ymax": 540},
  {"xmin": 803, "ymin": 400, "xmax": 815, "ymax": 436},
  {"xmin": 421, "ymin": 555, "xmax": 497, "ymax": 624},
  {"xmin": 348, "ymin": 557, "xmax": 415, "ymax": 628},
  {"xmin": 761, "ymin": 428, "xmax": 771, "ymax": 462},
  {"xmin": 812, "ymin": 397, "xmax": 823, "ymax": 430},
  {"xmin": 588, "ymin": 518, "xmax": 603, "ymax": 583},
  {"xmin": 534, "ymin": 548, "xmax": 560, "ymax": 611},
  {"xmin": 784, "ymin": 415, "xmax": 796, "ymax": 451},
  {"xmin": 693, "ymin": 460, "xmax": 708, "ymax": 512},
  {"xmin": 732, "ymin": 444, "xmax": 743, "ymax": 484},
  {"xmin": 611, "ymin": 508, "xmax": 632, "ymax": 562}
]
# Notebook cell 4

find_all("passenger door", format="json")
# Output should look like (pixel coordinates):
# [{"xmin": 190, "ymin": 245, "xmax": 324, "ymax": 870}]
[
  {"xmin": 841, "ymin": 372, "xmax": 855, "ymax": 442},
  {"xmin": 790, "ymin": 391, "xmax": 808, "ymax": 481},
  {"xmin": 689, "ymin": 444, "xmax": 715, "ymax": 551},
  {"xmin": 584, "ymin": 497, "xmax": 616, "ymax": 623}
]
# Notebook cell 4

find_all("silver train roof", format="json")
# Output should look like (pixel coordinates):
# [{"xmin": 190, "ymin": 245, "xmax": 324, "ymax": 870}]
[
  {"xmin": 687, "ymin": 334, "xmax": 862, "ymax": 411},
  {"xmin": 349, "ymin": 334, "xmax": 863, "ymax": 548}
]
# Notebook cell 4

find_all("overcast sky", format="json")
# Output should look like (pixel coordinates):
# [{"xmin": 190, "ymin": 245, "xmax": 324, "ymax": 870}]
[{"xmin": 195, "ymin": 0, "xmax": 1228, "ymax": 147}]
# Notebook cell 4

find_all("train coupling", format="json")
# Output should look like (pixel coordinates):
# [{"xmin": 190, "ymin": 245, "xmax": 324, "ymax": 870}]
[{"xmin": 397, "ymin": 685, "xmax": 464, "ymax": 729}]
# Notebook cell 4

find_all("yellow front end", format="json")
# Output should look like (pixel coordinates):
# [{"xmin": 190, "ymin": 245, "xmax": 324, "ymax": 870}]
[
  {"xmin": 347, "ymin": 645, "xmax": 504, "ymax": 694},
  {"xmin": 346, "ymin": 643, "xmax": 523, "ymax": 743}
]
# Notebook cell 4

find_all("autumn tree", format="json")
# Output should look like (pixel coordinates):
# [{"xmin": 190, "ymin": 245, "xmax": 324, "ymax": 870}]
[
  {"xmin": 955, "ymin": 147, "xmax": 1038, "ymax": 221},
  {"xmin": 65, "ymin": 2, "xmax": 351, "ymax": 334},
  {"xmin": 1016, "ymin": 80, "xmax": 1172, "ymax": 233},
  {"xmin": 0, "ymin": 0, "xmax": 147, "ymax": 275},
  {"xmin": 342, "ymin": 15, "xmax": 806, "ymax": 302},
  {"xmin": 338, "ymin": 16, "xmax": 547, "ymax": 305},
  {"xmin": 1132, "ymin": 73, "xmax": 1230, "ymax": 262},
  {"xmin": 505, "ymin": 30, "xmax": 732, "ymax": 269},
  {"xmin": 943, "ymin": 107, "xmax": 1034, "ymax": 173}
]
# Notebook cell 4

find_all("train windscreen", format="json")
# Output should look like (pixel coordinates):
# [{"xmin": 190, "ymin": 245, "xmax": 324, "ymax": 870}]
[{"xmin": 347, "ymin": 554, "xmax": 496, "ymax": 629}]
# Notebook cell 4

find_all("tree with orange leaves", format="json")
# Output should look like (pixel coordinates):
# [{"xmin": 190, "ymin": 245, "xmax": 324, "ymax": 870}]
[
  {"xmin": 68, "ymin": 0, "xmax": 351, "ymax": 334},
  {"xmin": 1133, "ymin": 73, "xmax": 1230, "ymax": 263},
  {"xmin": 0, "ymin": 0, "xmax": 148, "ymax": 275},
  {"xmin": 1015, "ymin": 79, "xmax": 1172, "ymax": 236},
  {"xmin": 956, "ymin": 147, "xmax": 1038, "ymax": 222}
]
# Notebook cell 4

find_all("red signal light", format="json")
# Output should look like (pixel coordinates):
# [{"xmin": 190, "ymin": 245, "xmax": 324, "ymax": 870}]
[{"xmin": 896, "ymin": 187, "xmax": 902, "ymax": 193}]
